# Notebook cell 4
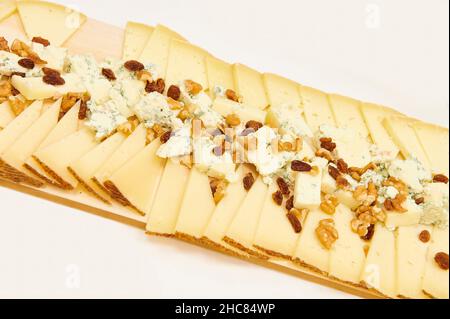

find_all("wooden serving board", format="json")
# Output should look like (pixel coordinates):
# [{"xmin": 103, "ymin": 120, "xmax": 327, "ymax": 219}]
[{"xmin": 0, "ymin": 12, "xmax": 381, "ymax": 299}]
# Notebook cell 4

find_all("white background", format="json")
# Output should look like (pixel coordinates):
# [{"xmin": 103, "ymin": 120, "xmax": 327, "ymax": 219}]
[{"xmin": 0, "ymin": 0, "xmax": 448, "ymax": 299}]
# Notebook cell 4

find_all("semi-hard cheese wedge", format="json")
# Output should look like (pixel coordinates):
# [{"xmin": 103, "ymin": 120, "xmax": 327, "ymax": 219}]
[
  {"xmin": 202, "ymin": 165, "xmax": 255, "ymax": 249},
  {"xmin": 422, "ymin": 227, "xmax": 449, "ymax": 299},
  {"xmin": 396, "ymin": 225, "xmax": 432, "ymax": 299},
  {"xmin": 93, "ymin": 124, "xmax": 147, "ymax": 188},
  {"xmin": 253, "ymin": 183, "xmax": 299, "ymax": 259},
  {"xmin": 383, "ymin": 116, "xmax": 431, "ymax": 169},
  {"xmin": 413, "ymin": 122, "xmax": 449, "ymax": 175},
  {"xmin": 123, "ymin": 22, "xmax": 154, "ymax": 60},
  {"xmin": 165, "ymin": 39, "xmax": 209, "ymax": 90},
  {"xmin": 0, "ymin": 0, "xmax": 15, "ymax": 22},
  {"xmin": 329, "ymin": 205, "xmax": 366, "ymax": 286},
  {"xmin": 175, "ymin": 168, "xmax": 216, "ymax": 240},
  {"xmin": 360, "ymin": 224, "xmax": 396, "ymax": 298},
  {"xmin": 233, "ymin": 64, "xmax": 268, "ymax": 110},
  {"xmin": 223, "ymin": 176, "xmax": 269, "ymax": 258},
  {"xmin": 139, "ymin": 24, "xmax": 187, "ymax": 78},
  {"xmin": 263, "ymin": 73, "xmax": 301, "ymax": 108},
  {"xmin": 17, "ymin": 0, "xmax": 87, "ymax": 46},
  {"xmin": 0, "ymin": 99, "xmax": 61, "ymax": 187},
  {"xmin": 0, "ymin": 101, "xmax": 15, "ymax": 130},
  {"xmin": 68, "ymin": 132, "xmax": 126, "ymax": 204},
  {"xmin": 299, "ymin": 86, "xmax": 335, "ymax": 133},
  {"xmin": 23, "ymin": 101, "xmax": 81, "ymax": 185},
  {"xmin": 0, "ymin": 100, "xmax": 43, "ymax": 154},
  {"xmin": 212, "ymin": 97, "xmax": 266, "ymax": 125},
  {"xmin": 146, "ymin": 160, "xmax": 190, "ymax": 237},
  {"xmin": 105, "ymin": 139, "xmax": 166, "ymax": 216},
  {"xmin": 205, "ymin": 56, "xmax": 235, "ymax": 94},
  {"xmin": 360, "ymin": 103, "xmax": 400, "ymax": 159},
  {"xmin": 328, "ymin": 94, "xmax": 369, "ymax": 138},
  {"xmin": 32, "ymin": 127, "xmax": 98, "ymax": 189},
  {"xmin": 292, "ymin": 209, "xmax": 331, "ymax": 274}
]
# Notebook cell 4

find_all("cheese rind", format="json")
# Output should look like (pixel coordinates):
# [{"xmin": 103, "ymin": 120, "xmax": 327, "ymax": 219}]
[
  {"xmin": 299, "ymin": 86, "xmax": 335, "ymax": 133},
  {"xmin": 123, "ymin": 22, "xmax": 154, "ymax": 60},
  {"xmin": 263, "ymin": 73, "xmax": 301, "ymax": 108},
  {"xmin": 328, "ymin": 94, "xmax": 369, "ymax": 138},
  {"xmin": 233, "ymin": 64, "xmax": 268, "ymax": 110}
]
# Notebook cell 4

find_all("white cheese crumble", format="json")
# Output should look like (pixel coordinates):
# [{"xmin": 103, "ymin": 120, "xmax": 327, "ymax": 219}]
[
  {"xmin": 268, "ymin": 103, "xmax": 313, "ymax": 138},
  {"xmin": 388, "ymin": 157, "xmax": 431, "ymax": 192},
  {"xmin": 421, "ymin": 183, "xmax": 449, "ymax": 229},
  {"xmin": 85, "ymin": 100, "xmax": 127, "ymax": 140},
  {"xmin": 157, "ymin": 122, "xmax": 192, "ymax": 158}
]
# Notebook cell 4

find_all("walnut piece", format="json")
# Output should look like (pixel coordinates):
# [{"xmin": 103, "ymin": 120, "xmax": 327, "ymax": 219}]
[{"xmin": 316, "ymin": 219, "xmax": 338, "ymax": 250}]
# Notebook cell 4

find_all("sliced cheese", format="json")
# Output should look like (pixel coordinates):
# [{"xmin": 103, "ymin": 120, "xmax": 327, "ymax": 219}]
[
  {"xmin": 0, "ymin": 0, "xmax": 15, "ymax": 22},
  {"xmin": 105, "ymin": 139, "xmax": 166, "ymax": 216},
  {"xmin": 233, "ymin": 64, "xmax": 268, "ymax": 110},
  {"xmin": 165, "ymin": 39, "xmax": 209, "ymax": 90},
  {"xmin": 123, "ymin": 22, "xmax": 154, "ymax": 60},
  {"xmin": 299, "ymin": 86, "xmax": 335, "ymax": 133},
  {"xmin": 422, "ymin": 227, "xmax": 449, "ymax": 299},
  {"xmin": 0, "ymin": 100, "xmax": 43, "ymax": 154},
  {"xmin": 329, "ymin": 205, "xmax": 366, "ymax": 285},
  {"xmin": 33, "ymin": 127, "xmax": 97, "ymax": 189},
  {"xmin": 211, "ymin": 97, "xmax": 266, "ymax": 125},
  {"xmin": 139, "ymin": 24, "xmax": 187, "ymax": 77},
  {"xmin": 328, "ymin": 94, "xmax": 369, "ymax": 138},
  {"xmin": 396, "ymin": 225, "xmax": 432, "ymax": 299},
  {"xmin": 224, "ymin": 177, "xmax": 269, "ymax": 255},
  {"xmin": 146, "ymin": 160, "xmax": 190, "ymax": 236},
  {"xmin": 205, "ymin": 56, "xmax": 235, "ymax": 94},
  {"xmin": 413, "ymin": 122, "xmax": 449, "ymax": 175},
  {"xmin": 0, "ymin": 101, "xmax": 15, "ymax": 130},
  {"xmin": 360, "ymin": 224, "xmax": 396, "ymax": 298},
  {"xmin": 263, "ymin": 73, "xmax": 301, "ymax": 108},
  {"xmin": 17, "ymin": 0, "xmax": 87, "ymax": 46},
  {"xmin": 383, "ymin": 116, "xmax": 431, "ymax": 169},
  {"xmin": 175, "ymin": 168, "xmax": 216, "ymax": 239},
  {"xmin": 68, "ymin": 132, "xmax": 126, "ymax": 203},
  {"xmin": 360, "ymin": 103, "xmax": 399, "ymax": 159}
]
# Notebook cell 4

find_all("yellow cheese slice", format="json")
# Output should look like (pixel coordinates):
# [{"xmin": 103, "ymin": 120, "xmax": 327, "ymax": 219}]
[
  {"xmin": 396, "ymin": 225, "xmax": 432, "ymax": 299},
  {"xmin": 0, "ymin": 101, "xmax": 15, "ymax": 130},
  {"xmin": 203, "ymin": 165, "xmax": 254, "ymax": 247},
  {"xmin": 299, "ymin": 86, "xmax": 335, "ymax": 133},
  {"xmin": 33, "ymin": 127, "xmax": 97, "ymax": 189},
  {"xmin": 253, "ymin": 183, "xmax": 299, "ymax": 259},
  {"xmin": 205, "ymin": 56, "xmax": 235, "ymax": 93},
  {"xmin": 165, "ymin": 39, "xmax": 209, "ymax": 90},
  {"xmin": 123, "ymin": 22, "xmax": 154, "ymax": 60},
  {"xmin": 211, "ymin": 97, "xmax": 266, "ymax": 125},
  {"xmin": 383, "ymin": 116, "xmax": 431, "ymax": 169},
  {"xmin": 263, "ymin": 73, "xmax": 301, "ymax": 108},
  {"xmin": 328, "ymin": 94, "xmax": 369, "ymax": 138},
  {"xmin": 422, "ymin": 227, "xmax": 449, "ymax": 299},
  {"xmin": 146, "ymin": 160, "xmax": 190, "ymax": 236},
  {"xmin": 233, "ymin": 64, "xmax": 268, "ymax": 110},
  {"xmin": 329, "ymin": 205, "xmax": 366, "ymax": 285},
  {"xmin": 68, "ymin": 132, "xmax": 126, "ymax": 203},
  {"xmin": 0, "ymin": 100, "xmax": 43, "ymax": 154},
  {"xmin": 292, "ymin": 209, "xmax": 331, "ymax": 274},
  {"xmin": 413, "ymin": 122, "xmax": 449, "ymax": 175},
  {"xmin": 360, "ymin": 103, "xmax": 399, "ymax": 159},
  {"xmin": 0, "ymin": 0, "xmax": 15, "ymax": 22},
  {"xmin": 93, "ymin": 124, "xmax": 147, "ymax": 186},
  {"xmin": 105, "ymin": 139, "xmax": 166, "ymax": 216},
  {"xmin": 17, "ymin": 0, "xmax": 87, "ymax": 46},
  {"xmin": 139, "ymin": 24, "xmax": 187, "ymax": 78},
  {"xmin": 223, "ymin": 176, "xmax": 269, "ymax": 257},
  {"xmin": 175, "ymin": 168, "xmax": 216, "ymax": 239},
  {"xmin": 360, "ymin": 224, "xmax": 396, "ymax": 298}
]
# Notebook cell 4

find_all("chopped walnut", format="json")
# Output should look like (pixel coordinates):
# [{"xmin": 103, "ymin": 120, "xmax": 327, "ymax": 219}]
[
  {"xmin": 9, "ymin": 96, "xmax": 29, "ymax": 116},
  {"xmin": 336, "ymin": 175, "xmax": 350, "ymax": 189},
  {"xmin": 225, "ymin": 114, "xmax": 241, "ymax": 127},
  {"xmin": 0, "ymin": 37, "xmax": 10, "ymax": 52},
  {"xmin": 32, "ymin": 36, "xmax": 50, "ymax": 47},
  {"xmin": 0, "ymin": 80, "xmax": 13, "ymax": 101},
  {"xmin": 278, "ymin": 141, "xmax": 294, "ymax": 152},
  {"xmin": 316, "ymin": 219, "xmax": 338, "ymax": 250},
  {"xmin": 117, "ymin": 117, "xmax": 139, "ymax": 136},
  {"xmin": 145, "ymin": 78, "xmax": 165, "ymax": 94},
  {"xmin": 245, "ymin": 120, "xmax": 264, "ymax": 132},
  {"xmin": 210, "ymin": 178, "xmax": 227, "ymax": 204},
  {"xmin": 320, "ymin": 195, "xmax": 339, "ymax": 215},
  {"xmin": 11, "ymin": 39, "xmax": 47, "ymax": 64},
  {"xmin": 177, "ymin": 108, "xmax": 192, "ymax": 121},
  {"xmin": 137, "ymin": 70, "xmax": 153, "ymax": 82},
  {"xmin": 316, "ymin": 148, "xmax": 334, "ymax": 162},
  {"xmin": 184, "ymin": 80, "xmax": 203, "ymax": 95}
]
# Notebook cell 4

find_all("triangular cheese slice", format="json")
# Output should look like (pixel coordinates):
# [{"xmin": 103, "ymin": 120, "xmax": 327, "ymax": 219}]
[
  {"xmin": 104, "ymin": 139, "xmax": 166, "ymax": 216},
  {"xmin": 139, "ymin": 24, "xmax": 187, "ymax": 78},
  {"xmin": 0, "ymin": 99, "xmax": 61, "ymax": 187},
  {"xmin": 68, "ymin": 132, "xmax": 126, "ymax": 204},
  {"xmin": 0, "ymin": 101, "xmax": 15, "ymax": 130},
  {"xmin": 299, "ymin": 86, "xmax": 335, "ymax": 133},
  {"xmin": 32, "ymin": 127, "xmax": 97, "ymax": 190},
  {"xmin": 233, "ymin": 63, "xmax": 268, "ymax": 110},
  {"xmin": 123, "ymin": 22, "xmax": 154, "ymax": 60},
  {"xmin": 17, "ymin": 0, "xmax": 87, "ymax": 46},
  {"xmin": 263, "ymin": 73, "xmax": 301, "ymax": 108},
  {"xmin": 24, "ymin": 101, "xmax": 80, "ymax": 185},
  {"xmin": 205, "ymin": 56, "xmax": 235, "ymax": 94},
  {"xmin": 0, "ymin": 0, "xmax": 16, "ymax": 22},
  {"xmin": 165, "ymin": 39, "xmax": 209, "ymax": 90},
  {"xmin": 328, "ymin": 94, "xmax": 369, "ymax": 138}
]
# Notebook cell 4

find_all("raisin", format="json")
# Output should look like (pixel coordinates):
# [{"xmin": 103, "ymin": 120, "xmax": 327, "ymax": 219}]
[
  {"xmin": 11, "ymin": 87, "xmax": 20, "ymax": 96},
  {"xmin": 328, "ymin": 165, "xmax": 341, "ymax": 180},
  {"xmin": 78, "ymin": 100, "xmax": 88, "ymax": 120},
  {"xmin": 102, "ymin": 68, "xmax": 116, "ymax": 81},
  {"xmin": 361, "ymin": 224, "xmax": 375, "ymax": 241},
  {"xmin": 18, "ymin": 58, "xmax": 35, "ymax": 69},
  {"xmin": 240, "ymin": 128, "xmax": 255, "ymax": 137},
  {"xmin": 167, "ymin": 85, "xmax": 181, "ymax": 101},
  {"xmin": 43, "ymin": 74, "xmax": 65, "ymax": 86},
  {"xmin": 433, "ymin": 174, "xmax": 449, "ymax": 184},
  {"xmin": 124, "ymin": 60, "xmax": 145, "ymax": 72},
  {"xmin": 286, "ymin": 196, "xmax": 294, "ymax": 211},
  {"xmin": 435, "ymin": 252, "xmax": 449, "ymax": 270},
  {"xmin": 336, "ymin": 159, "xmax": 349, "ymax": 174},
  {"xmin": 42, "ymin": 67, "xmax": 61, "ymax": 77},
  {"xmin": 145, "ymin": 78, "xmax": 165, "ymax": 94},
  {"xmin": 213, "ymin": 145, "xmax": 225, "ymax": 157},
  {"xmin": 32, "ymin": 36, "xmax": 50, "ymax": 47},
  {"xmin": 160, "ymin": 131, "xmax": 172, "ymax": 144},
  {"xmin": 419, "ymin": 230, "xmax": 431, "ymax": 243},
  {"xmin": 272, "ymin": 191, "xmax": 283, "ymax": 206},
  {"xmin": 291, "ymin": 160, "xmax": 312, "ymax": 172},
  {"xmin": 415, "ymin": 197, "xmax": 425, "ymax": 205},
  {"xmin": 320, "ymin": 137, "xmax": 337, "ymax": 152},
  {"xmin": 276, "ymin": 178, "xmax": 290, "ymax": 196},
  {"xmin": 245, "ymin": 120, "xmax": 263, "ymax": 132},
  {"xmin": 384, "ymin": 199, "xmax": 395, "ymax": 211},
  {"xmin": 243, "ymin": 173, "xmax": 255, "ymax": 191},
  {"xmin": 11, "ymin": 72, "xmax": 26, "ymax": 78},
  {"xmin": 287, "ymin": 212, "xmax": 303, "ymax": 233}
]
